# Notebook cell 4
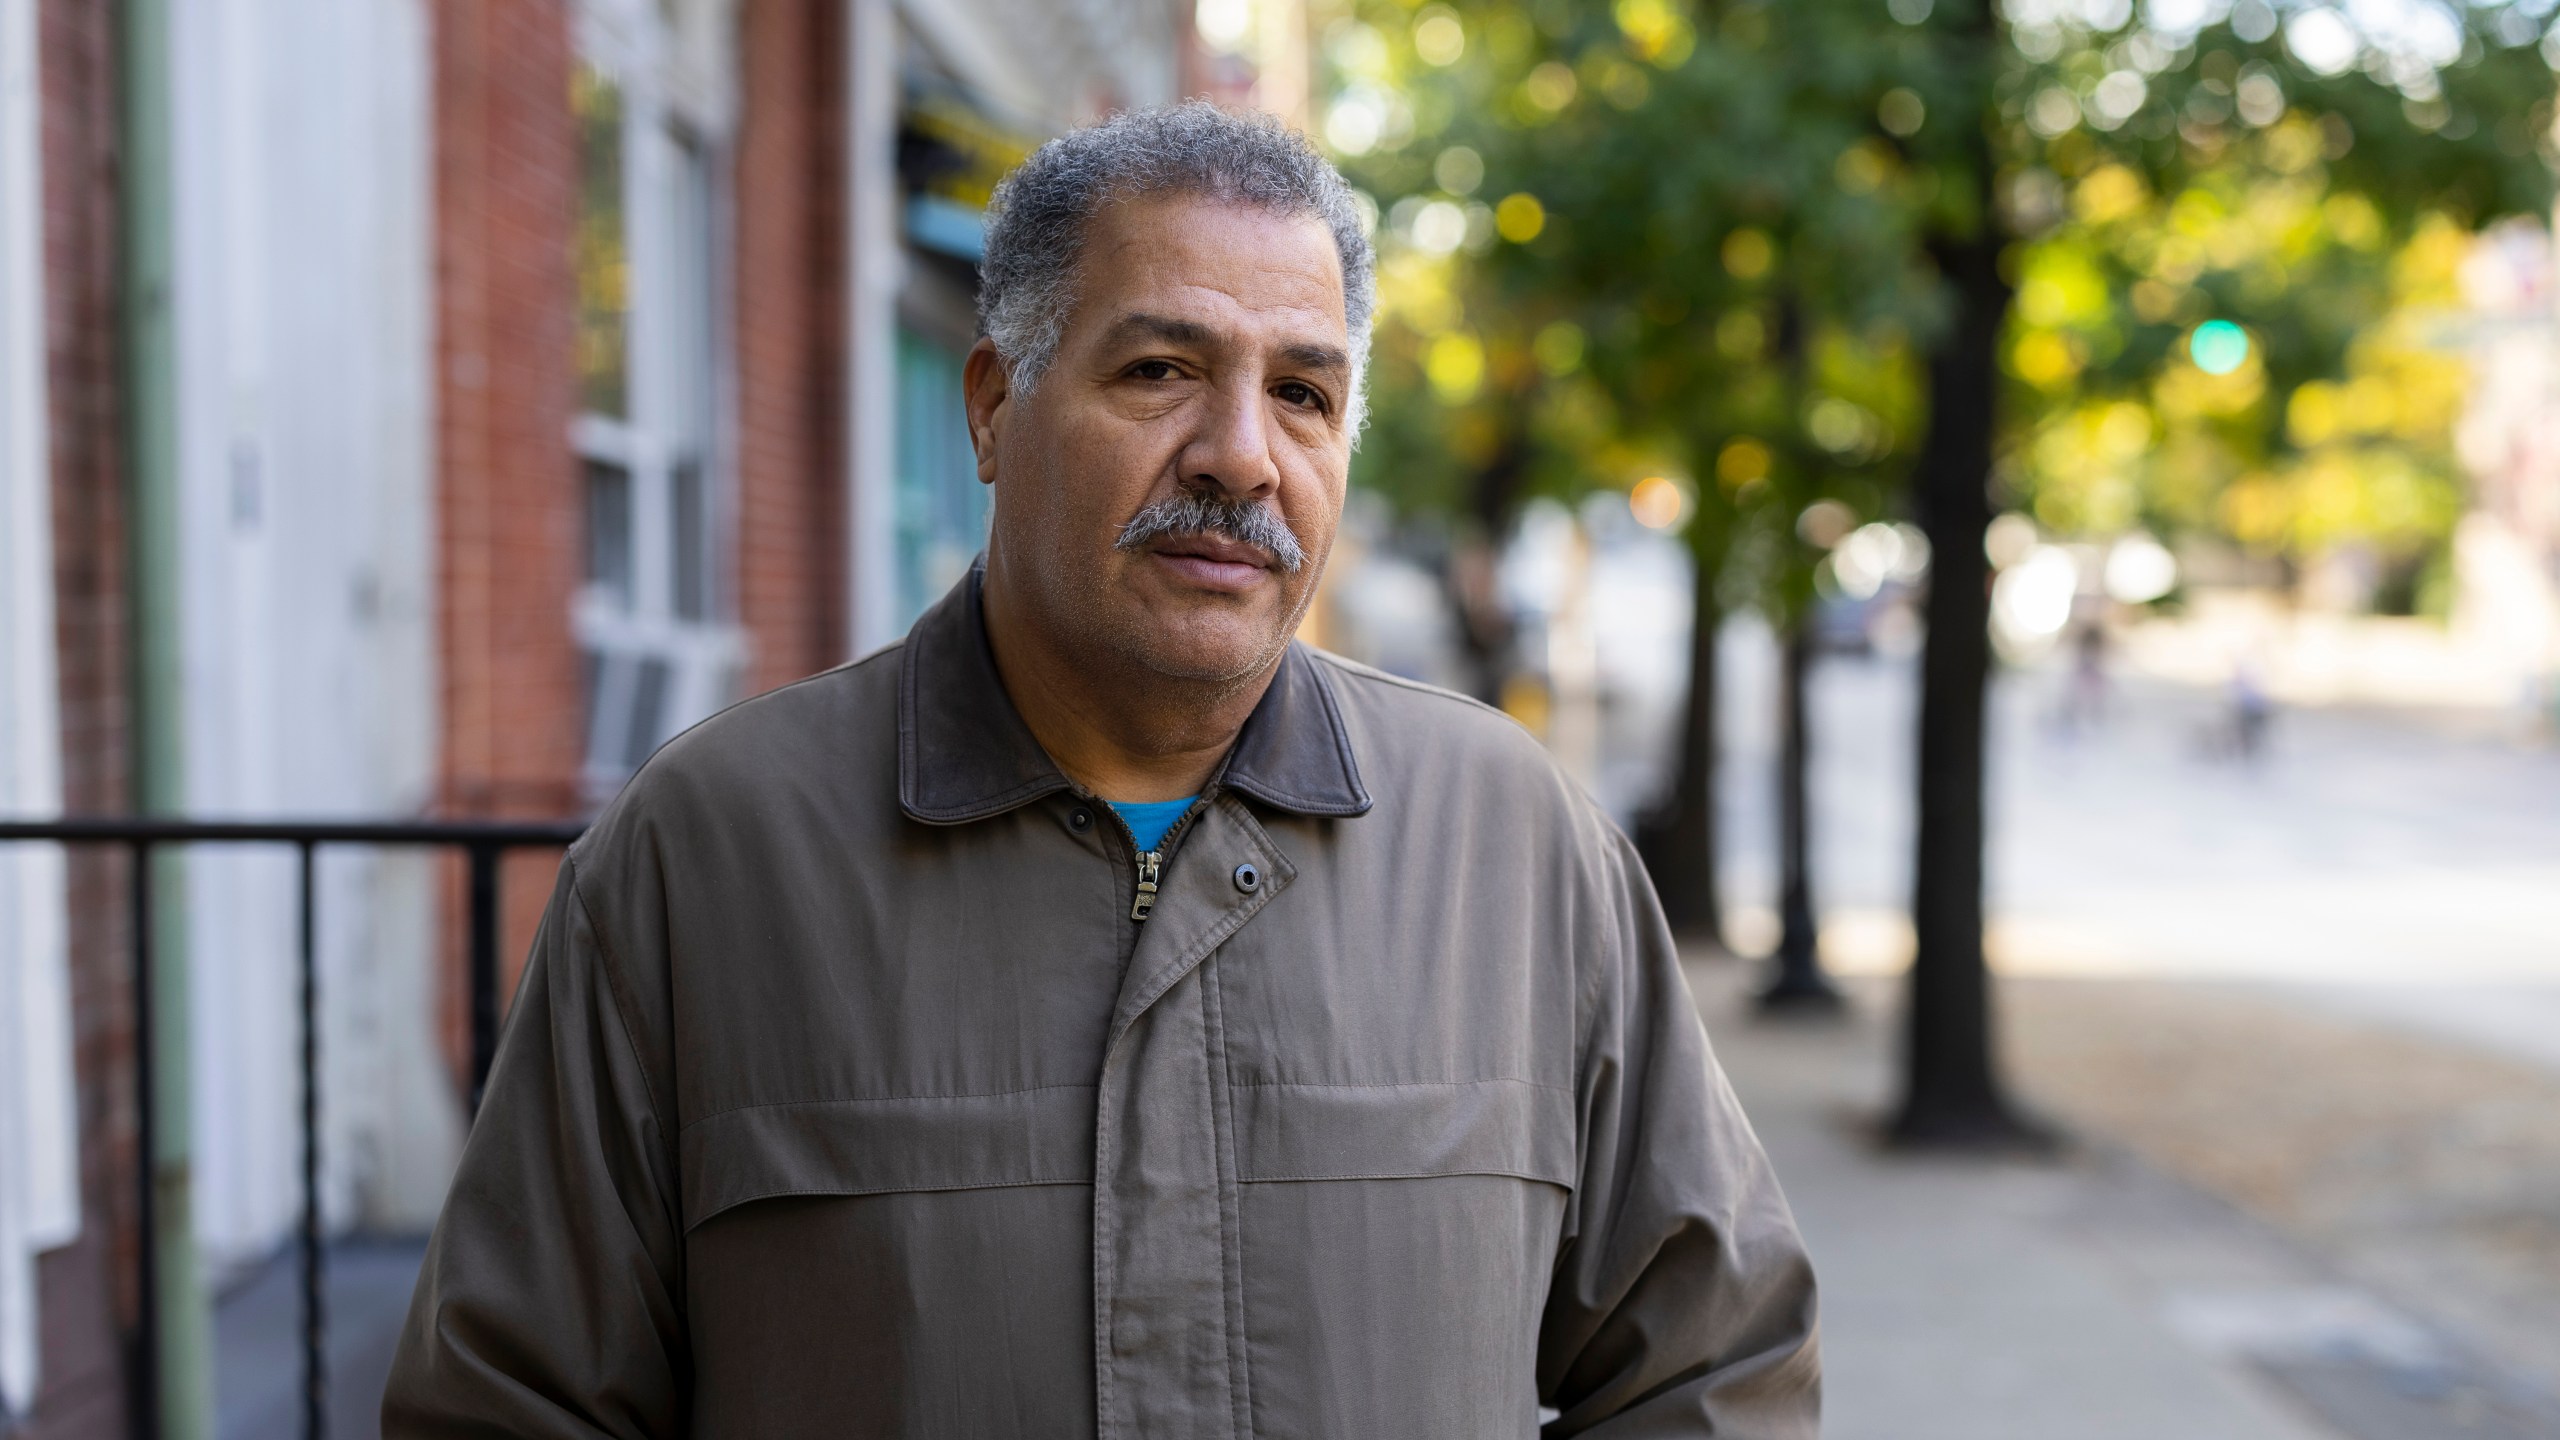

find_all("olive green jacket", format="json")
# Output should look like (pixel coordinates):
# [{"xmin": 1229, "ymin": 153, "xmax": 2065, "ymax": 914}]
[{"xmin": 384, "ymin": 570, "xmax": 1819, "ymax": 1438}]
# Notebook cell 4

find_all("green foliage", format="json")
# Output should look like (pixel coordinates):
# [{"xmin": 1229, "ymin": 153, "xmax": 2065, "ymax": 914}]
[
  {"xmin": 1330, "ymin": 0, "xmax": 1946, "ymax": 621},
  {"xmin": 1990, "ymin": 7, "xmax": 2553, "ymax": 566},
  {"xmin": 1325, "ymin": 0, "xmax": 2557, "ymax": 603}
]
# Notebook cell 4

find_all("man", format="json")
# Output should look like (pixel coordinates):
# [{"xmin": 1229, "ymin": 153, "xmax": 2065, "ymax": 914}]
[{"xmin": 386, "ymin": 103, "xmax": 1817, "ymax": 1437}]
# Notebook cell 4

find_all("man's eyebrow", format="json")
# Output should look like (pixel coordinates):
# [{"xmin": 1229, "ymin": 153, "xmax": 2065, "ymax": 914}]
[
  {"xmin": 1099, "ymin": 312, "xmax": 1216, "ymax": 348},
  {"xmin": 1277, "ymin": 342, "xmax": 1350, "ymax": 377},
  {"xmin": 1098, "ymin": 313, "xmax": 1349, "ymax": 378}
]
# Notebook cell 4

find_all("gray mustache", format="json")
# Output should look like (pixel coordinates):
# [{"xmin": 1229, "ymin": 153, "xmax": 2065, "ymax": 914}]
[{"xmin": 1115, "ymin": 492, "xmax": 1306, "ymax": 574}]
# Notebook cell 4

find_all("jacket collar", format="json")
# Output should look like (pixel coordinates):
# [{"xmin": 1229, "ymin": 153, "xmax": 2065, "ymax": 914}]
[{"xmin": 898, "ymin": 562, "xmax": 1372, "ymax": 825}]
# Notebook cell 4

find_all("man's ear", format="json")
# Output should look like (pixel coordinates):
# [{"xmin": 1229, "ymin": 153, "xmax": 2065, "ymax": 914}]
[{"xmin": 962, "ymin": 338, "xmax": 1011, "ymax": 486}]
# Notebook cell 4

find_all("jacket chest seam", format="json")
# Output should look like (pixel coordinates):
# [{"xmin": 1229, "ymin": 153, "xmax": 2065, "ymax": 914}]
[{"xmin": 1204, "ymin": 957, "xmax": 1255, "ymax": 1437}]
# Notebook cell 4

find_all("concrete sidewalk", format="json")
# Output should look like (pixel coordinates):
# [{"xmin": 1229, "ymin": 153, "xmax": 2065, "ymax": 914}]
[
  {"xmin": 1691, "ymin": 960, "xmax": 2560, "ymax": 1440},
  {"xmin": 214, "ymin": 1238, "xmax": 424, "ymax": 1440}
]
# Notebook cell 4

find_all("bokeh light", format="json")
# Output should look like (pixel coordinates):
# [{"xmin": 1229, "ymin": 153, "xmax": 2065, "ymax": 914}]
[
  {"xmin": 1796, "ymin": 499, "xmax": 1857, "ymax": 549},
  {"xmin": 1410, "ymin": 199, "xmax": 1466, "ymax": 254},
  {"xmin": 1412, "ymin": 6, "xmax": 1465, "ymax": 66},
  {"xmin": 1494, "ymin": 192, "xmax": 1545, "ymax": 244},
  {"xmin": 1984, "ymin": 511, "xmax": 2041, "ymax": 569},
  {"xmin": 1721, "ymin": 228, "xmax": 1774, "ymax": 280},
  {"xmin": 2103, "ymin": 532, "xmax": 2180, "ymax": 604},
  {"xmin": 1193, "ymin": 0, "xmax": 1250, "ymax": 52},
  {"xmin": 1629, "ymin": 475, "xmax": 1687, "ymax": 531},
  {"xmin": 1829, "ymin": 523, "xmax": 1907, "ymax": 598},
  {"xmin": 1992, "ymin": 544, "xmax": 2080, "ymax": 643},
  {"xmin": 2190, "ymin": 319, "xmax": 2252, "ymax": 375},
  {"xmin": 1716, "ymin": 436, "xmax": 1772, "ymax": 487},
  {"xmin": 1877, "ymin": 87, "xmax": 1925, "ymax": 137}
]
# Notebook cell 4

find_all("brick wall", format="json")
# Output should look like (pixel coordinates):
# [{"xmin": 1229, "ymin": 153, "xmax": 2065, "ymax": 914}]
[
  {"xmin": 432, "ymin": 0, "xmax": 585, "ymax": 821},
  {"xmin": 24, "ymin": 0, "xmax": 865, "ymax": 1421},
  {"xmin": 32, "ymin": 0, "xmax": 135, "ymax": 1431},
  {"xmin": 734, "ymin": 0, "xmax": 847, "ymax": 694},
  {"xmin": 431, "ymin": 0, "xmax": 585, "ymax": 1070},
  {"xmin": 425, "ymin": 0, "xmax": 858, "ymax": 1063}
]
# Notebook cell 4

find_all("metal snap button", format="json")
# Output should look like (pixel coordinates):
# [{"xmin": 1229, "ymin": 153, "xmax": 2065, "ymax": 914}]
[
  {"xmin": 1232, "ymin": 862, "xmax": 1261, "ymax": 893},
  {"xmin": 1069, "ymin": 808, "xmax": 1093, "ymax": 833}
]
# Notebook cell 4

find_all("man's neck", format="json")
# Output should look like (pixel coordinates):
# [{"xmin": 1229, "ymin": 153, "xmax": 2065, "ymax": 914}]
[{"xmin": 979, "ymin": 569, "xmax": 1278, "ymax": 804}]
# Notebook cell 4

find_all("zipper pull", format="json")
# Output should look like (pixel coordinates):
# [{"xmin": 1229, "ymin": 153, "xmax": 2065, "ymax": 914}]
[{"xmin": 1130, "ymin": 850, "xmax": 1163, "ymax": 922}]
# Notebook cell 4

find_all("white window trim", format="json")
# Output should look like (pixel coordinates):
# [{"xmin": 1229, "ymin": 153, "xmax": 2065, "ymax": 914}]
[
  {"xmin": 0, "ymin": 0, "xmax": 82, "ymax": 1415},
  {"xmin": 572, "ymin": 0, "xmax": 746, "ymax": 797}
]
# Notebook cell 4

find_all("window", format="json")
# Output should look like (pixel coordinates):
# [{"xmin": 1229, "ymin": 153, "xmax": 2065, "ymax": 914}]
[
  {"xmin": 569, "ymin": 5, "xmax": 741, "ymax": 794},
  {"xmin": 573, "ymin": 64, "xmax": 629, "ymax": 420}
]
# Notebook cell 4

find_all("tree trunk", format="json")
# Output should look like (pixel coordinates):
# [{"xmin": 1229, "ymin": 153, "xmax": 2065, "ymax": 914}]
[
  {"xmin": 1888, "ymin": 159, "xmax": 2043, "ymax": 1146},
  {"xmin": 1447, "ymin": 430, "xmax": 1529, "ymax": 704},
  {"xmin": 1760, "ymin": 621, "xmax": 1840, "ymax": 1011},
  {"xmin": 1636, "ymin": 562, "xmax": 1726, "ymax": 948}
]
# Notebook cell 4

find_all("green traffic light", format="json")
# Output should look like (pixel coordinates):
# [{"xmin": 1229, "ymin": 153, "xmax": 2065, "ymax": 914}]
[{"xmin": 2191, "ymin": 319, "xmax": 2250, "ymax": 375}]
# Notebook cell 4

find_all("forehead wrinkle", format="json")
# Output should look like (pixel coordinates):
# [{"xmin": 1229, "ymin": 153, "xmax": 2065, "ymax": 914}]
[
  {"xmin": 1084, "ymin": 206, "xmax": 1345, "ymax": 318},
  {"xmin": 1152, "ymin": 275, "xmax": 1347, "ymax": 345}
]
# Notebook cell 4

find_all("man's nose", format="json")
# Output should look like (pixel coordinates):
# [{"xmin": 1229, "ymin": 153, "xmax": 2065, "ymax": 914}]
[{"xmin": 1181, "ymin": 378, "xmax": 1282, "ymax": 501}]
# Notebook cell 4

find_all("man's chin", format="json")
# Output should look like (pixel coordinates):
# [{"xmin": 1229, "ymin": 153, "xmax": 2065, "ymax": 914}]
[{"xmin": 1112, "ymin": 607, "xmax": 1294, "ymax": 687}]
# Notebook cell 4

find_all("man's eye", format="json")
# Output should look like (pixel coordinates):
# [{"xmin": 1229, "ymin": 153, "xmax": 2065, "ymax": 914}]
[
  {"xmin": 1276, "ymin": 381, "xmax": 1326, "ymax": 412},
  {"xmin": 1130, "ymin": 360, "xmax": 1179, "ymax": 380}
]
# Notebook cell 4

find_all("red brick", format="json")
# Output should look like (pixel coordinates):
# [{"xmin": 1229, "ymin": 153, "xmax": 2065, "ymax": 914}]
[
  {"xmin": 37, "ymin": 0, "xmax": 864, "ymax": 1201},
  {"xmin": 430, "ymin": 0, "xmax": 585, "ymax": 1075},
  {"xmin": 735, "ymin": 0, "xmax": 847, "ymax": 694},
  {"xmin": 33, "ymin": 0, "xmax": 138, "ymax": 1430}
]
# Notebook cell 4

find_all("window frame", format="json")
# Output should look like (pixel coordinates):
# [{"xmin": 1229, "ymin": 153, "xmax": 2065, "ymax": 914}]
[{"xmin": 570, "ymin": 0, "xmax": 745, "ymax": 796}]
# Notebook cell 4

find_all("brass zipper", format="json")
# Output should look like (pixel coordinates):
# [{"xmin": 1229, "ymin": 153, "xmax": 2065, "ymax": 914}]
[
  {"xmin": 1130, "ymin": 849, "xmax": 1163, "ymax": 922},
  {"xmin": 1111, "ymin": 795, "xmax": 1207, "ymax": 924}
]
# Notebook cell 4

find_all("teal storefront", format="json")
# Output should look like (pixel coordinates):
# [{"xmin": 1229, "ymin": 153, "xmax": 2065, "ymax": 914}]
[
  {"xmin": 888, "ymin": 89, "xmax": 1026, "ymax": 632},
  {"xmin": 891, "ymin": 326, "xmax": 987, "ymax": 627}
]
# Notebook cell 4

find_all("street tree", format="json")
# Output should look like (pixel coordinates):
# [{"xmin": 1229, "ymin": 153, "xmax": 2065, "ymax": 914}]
[
  {"xmin": 1884, "ymin": 0, "xmax": 2556, "ymax": 1147},
  {"xmin": 1317, "ymin": 0, "xmax": 2553, "ymax": 1146},
  {"xmin": 1327, "ymin": 0, "xmax": 1940, "ymax": 953}
]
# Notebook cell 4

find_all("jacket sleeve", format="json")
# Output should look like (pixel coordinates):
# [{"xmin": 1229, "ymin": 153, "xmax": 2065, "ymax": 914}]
[
  {"xmin": 1536, "ymin": 830, "xmax": 1821, "ymax": 1437},
  {"xmin": 382, "ymin": 856, "xmax": 688, "ymax": 1436}
]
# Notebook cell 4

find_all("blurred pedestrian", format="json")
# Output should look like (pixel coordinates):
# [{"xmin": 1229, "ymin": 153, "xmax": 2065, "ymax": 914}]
[
  {"xmin": 2229, "ymin": 653, "xmax": 2273, "ymax": 760},
  {"xmin": 383, "ymin": 103, "xmax": 1816, "ymax": 1438},
  {"xmin": 2053, "ymin": 613, "xmax": 2111, "ymax": 737}
]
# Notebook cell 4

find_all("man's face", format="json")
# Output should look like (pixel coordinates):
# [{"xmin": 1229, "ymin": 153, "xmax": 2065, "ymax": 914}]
[{"xmin": 967, "ymin": 193, "xmax": 1354, "ymax": 688}]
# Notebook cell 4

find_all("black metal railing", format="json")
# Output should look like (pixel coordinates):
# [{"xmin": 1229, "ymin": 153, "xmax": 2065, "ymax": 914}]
[{"xmin": 0, "ymin": 817, "xmax": 587, "ymax": 1440}]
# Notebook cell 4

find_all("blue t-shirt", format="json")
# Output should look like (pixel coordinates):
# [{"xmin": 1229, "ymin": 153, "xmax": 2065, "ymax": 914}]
[{"xmin": 1106, "ymin": 797, "xmax": 1196, "ymax": 853}]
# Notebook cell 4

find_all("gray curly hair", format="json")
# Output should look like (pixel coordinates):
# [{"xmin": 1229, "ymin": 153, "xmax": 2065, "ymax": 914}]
[{"xmin": 978, "ymin": 102, "xmax": 1375, "ymax": 434}]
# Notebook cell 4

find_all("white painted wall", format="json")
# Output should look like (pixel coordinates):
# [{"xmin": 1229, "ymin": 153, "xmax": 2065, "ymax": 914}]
[
  {"xmin": 846, "ymin": 0, "xmax": 904, "ymax": 656},
  {"xmin": 168, "ymin": 0, "xmax": 449, "ymax": 1276},
  {"xmin": 0, "ymin": 0, "xmax": 81, "ymax": 1411}
]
